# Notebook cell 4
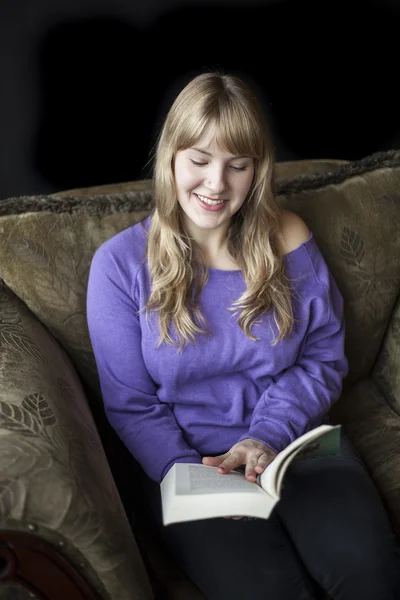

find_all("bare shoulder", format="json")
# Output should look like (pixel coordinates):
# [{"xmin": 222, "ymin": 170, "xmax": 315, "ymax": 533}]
[{"xmin": 276, "ymin": 210, "xmax": 310, "ymax": 256}]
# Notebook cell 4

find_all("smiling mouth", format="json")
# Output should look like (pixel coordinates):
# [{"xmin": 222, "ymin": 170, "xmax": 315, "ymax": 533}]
[{"xmin": 195, "ymin": 193, "xmax": 227, "ymax": 206}]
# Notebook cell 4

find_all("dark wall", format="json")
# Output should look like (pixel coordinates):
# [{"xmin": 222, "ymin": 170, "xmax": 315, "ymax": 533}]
[{"xmin": 1, "ymin": 0, "xmax": 399, "ymax": 200}]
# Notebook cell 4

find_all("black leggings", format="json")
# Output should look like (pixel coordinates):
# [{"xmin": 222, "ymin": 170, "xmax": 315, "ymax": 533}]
[{"xmin": 141, "ymin": 434, "xmax": 400, "ymax": 600}]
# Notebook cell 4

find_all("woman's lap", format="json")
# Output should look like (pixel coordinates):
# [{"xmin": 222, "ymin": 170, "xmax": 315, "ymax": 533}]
[
  {"xmin": 275, "ymin": 433, "xmax": 400, "ymax": 598},
  {"xmin": 141, "ymin": 433, "xmax": 400, "ymax": 600},
  {"xmin": 143, "ymin": 476, "xmax": 319, "ymax": 600}
]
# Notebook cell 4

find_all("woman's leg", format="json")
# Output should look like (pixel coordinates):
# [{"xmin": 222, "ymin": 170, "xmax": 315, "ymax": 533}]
[
  {"xmin": 141, "ymin": 476, "xmax": 321, "ymax": 600},
  {"xmin": 276, "ymin": 432, "xmax": 400, "ymax": 600}
]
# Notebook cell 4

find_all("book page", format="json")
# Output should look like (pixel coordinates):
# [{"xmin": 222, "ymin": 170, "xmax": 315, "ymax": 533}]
[
  {"xmin": 176, "ymin": 464, "xmax": 263, "ymax": 495},
  {"xmin": 260, "ymin": 424, "xmax": 341, "ymax": 498},
  {"xmin": 161, "ymin": 463, "xmax": 277, "ymax": 525}
]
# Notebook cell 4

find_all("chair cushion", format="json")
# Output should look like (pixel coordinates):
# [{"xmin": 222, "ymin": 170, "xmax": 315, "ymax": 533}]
[{"xmin": 278, "ymin": 151, "xmax": 400, "ymax": 385}]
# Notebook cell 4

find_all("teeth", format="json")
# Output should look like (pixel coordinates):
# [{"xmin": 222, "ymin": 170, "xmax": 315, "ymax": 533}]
[{"xmin": 197, "ymin": 194, "xmax": 225, "ymax": 205}]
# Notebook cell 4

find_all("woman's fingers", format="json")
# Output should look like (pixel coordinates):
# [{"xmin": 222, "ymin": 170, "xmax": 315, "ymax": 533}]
[
  {"xmin": 203, "ymin": 453, "xmax": 243, "ymax": 473},
  {"xmin": 244, "ymin": 455, "xmax": 259, "ymax": 481},
  {"xmin": 202, "ymin": 456, "xmax": 223, "ymax": 467},
  {"xmin": 215, "ymin": 452, "xmax": 243, "ymax": 474},
  {"xmin": 245, "ymin": 450, "xmax": 276, "ymax": 480},
  {"xmin": 254, "ymin": 452, "xmax": 275, "ymax": 473},
  {"xmin": 219, "ymin": 451, "xmax": 264, "ymax": 479},
  {"xmin": 203, "ymin": 441, "xmax": 277, "ymax": 480}
]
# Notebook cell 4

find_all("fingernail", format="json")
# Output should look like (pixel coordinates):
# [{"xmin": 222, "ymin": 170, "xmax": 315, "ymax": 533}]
[{"xmin": 218, "ymin": 467, "xmax": 225, "ymax": 472}]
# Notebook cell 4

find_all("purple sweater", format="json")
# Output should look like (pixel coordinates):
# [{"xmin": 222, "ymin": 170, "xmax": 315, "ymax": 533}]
[{"xmin": 87, "ymin": 215, "xmax": 348, "ymax": 483}]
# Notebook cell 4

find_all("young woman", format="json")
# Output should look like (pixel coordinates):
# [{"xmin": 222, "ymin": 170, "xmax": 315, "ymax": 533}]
[{"xmin": 87, "ymin": 71, "xmax": 400, "ymax": 599}]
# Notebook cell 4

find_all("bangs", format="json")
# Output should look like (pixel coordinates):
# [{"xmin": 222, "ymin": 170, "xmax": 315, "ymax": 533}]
[
  {"xmin": 215, "ymin": 100, "xmax": 262, "ymax": 159},
  {"xmin": 175, "ymin": 98, "xmax": 262, "ymax": 159}
]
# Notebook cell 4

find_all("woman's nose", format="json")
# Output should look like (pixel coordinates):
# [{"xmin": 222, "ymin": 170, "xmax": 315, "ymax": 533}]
[{"xmin": 206, "ymin": 167, "xmax": 226, "ymax": 194}]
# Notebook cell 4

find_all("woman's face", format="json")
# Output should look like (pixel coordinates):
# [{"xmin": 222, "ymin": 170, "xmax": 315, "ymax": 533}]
[{"xmin": 174, "ymin": 129, "xmax": 255, "ymax": 240}]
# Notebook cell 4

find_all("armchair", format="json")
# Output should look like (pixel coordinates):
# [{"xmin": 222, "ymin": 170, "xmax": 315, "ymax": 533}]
[{"xmin": 0, "ymin": 151, "xmax": 399, "ymax": 599}]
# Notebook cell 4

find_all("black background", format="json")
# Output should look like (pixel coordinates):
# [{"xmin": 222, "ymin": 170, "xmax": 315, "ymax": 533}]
[{"xmin": 1, "ymin": 0, "xmax": 399, "ymax": 200}]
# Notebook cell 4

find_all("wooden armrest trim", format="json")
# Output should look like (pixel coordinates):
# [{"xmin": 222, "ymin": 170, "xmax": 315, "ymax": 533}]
[{"xmin": 0, "ymin": 531, "xmax": 104, "ymax": 600}]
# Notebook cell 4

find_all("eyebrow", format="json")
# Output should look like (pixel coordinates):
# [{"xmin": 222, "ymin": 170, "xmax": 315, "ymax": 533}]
[{"xmin": 191, "ymin": 147, "xmax": 251, "ymax": 159}]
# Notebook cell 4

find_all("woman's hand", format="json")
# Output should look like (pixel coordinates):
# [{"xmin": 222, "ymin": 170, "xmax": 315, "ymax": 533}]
[
  {"xmin": 202, "ymin": 438, "xmax": 277, "ymax": 483},
  {"xmin": 202, "ymin": 439, "xmax": 277, "ymax": 519}
]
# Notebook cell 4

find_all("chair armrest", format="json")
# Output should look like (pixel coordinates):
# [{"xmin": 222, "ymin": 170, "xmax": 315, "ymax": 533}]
[
  {"xmin": 330, "ymin": 377, "xmax": 400, "ymax": 537},
  {"xmin": 0, "ymin": 282, "xmax": 153, "ymax": 599}
]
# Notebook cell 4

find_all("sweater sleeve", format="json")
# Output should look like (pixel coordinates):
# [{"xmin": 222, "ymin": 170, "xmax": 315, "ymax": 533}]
[
  {"xmin": 239, "ymin": 251, "xmax": 348, "ymax": 454},
  {"xmin": 86, "ymin": 243, "xmax": 202, "ymax": 483}
]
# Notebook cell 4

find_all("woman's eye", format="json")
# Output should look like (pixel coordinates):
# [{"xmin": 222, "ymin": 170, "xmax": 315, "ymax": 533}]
[{"xmin": 189, "ymin": 159, "xmax": 247, "ymax": 171}]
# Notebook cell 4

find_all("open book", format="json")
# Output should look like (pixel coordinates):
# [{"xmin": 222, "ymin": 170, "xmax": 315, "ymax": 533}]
[{"xmin": 161, "ymin": 424, "xmax": 341, "ymax": 526}]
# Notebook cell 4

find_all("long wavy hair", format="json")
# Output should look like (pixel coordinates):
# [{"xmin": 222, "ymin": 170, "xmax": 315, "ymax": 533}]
[{"xmin": 143, "ymin": 71, "xmax": 294, "ymax": 350}]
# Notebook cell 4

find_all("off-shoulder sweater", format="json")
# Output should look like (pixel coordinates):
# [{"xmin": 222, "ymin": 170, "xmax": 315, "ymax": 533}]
[{"xmin": 87, "ymin": 215, "xmax": 348, "ymax": 483}]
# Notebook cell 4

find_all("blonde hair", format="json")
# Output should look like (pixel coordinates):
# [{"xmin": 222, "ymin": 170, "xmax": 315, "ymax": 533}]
[{"xmin": 143, "ymin": 71, "xmax": 294, "ymax": 350}]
